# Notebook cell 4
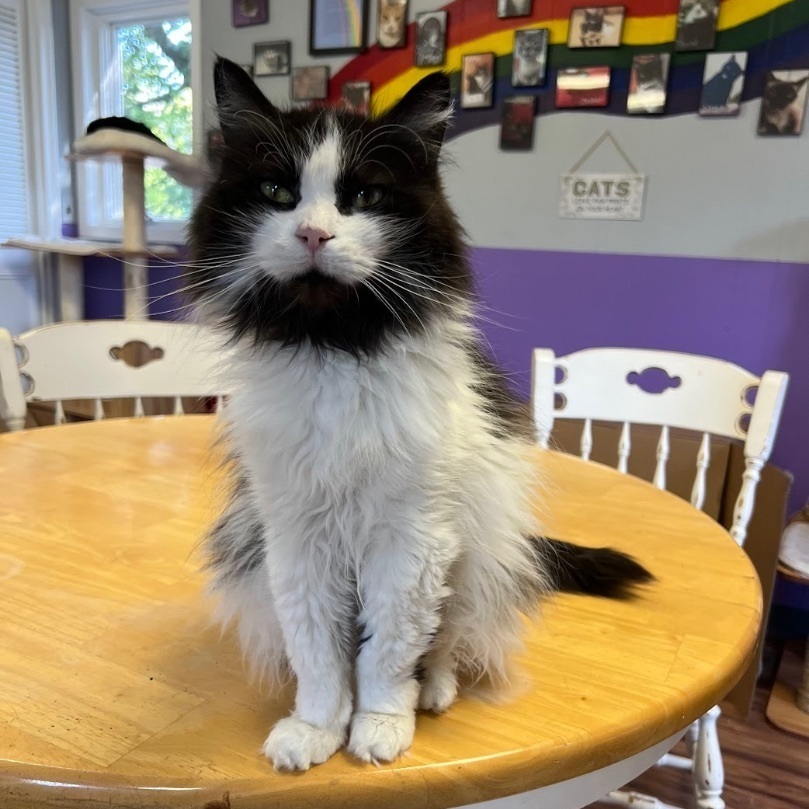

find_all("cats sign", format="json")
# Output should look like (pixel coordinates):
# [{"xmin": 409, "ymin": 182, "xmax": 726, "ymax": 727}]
[{"xmin": 559, "ymin": 172, "xmax": 646, "ymax": 220}]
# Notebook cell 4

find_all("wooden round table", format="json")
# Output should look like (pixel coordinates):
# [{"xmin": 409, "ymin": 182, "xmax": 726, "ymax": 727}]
[{"xmin": 0, "ymin": 417, "xmax": 761, "ymax": 809}]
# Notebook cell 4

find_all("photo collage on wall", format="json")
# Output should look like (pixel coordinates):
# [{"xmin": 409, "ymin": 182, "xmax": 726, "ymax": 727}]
[{"xmin": 210, "ymin": 1, "xmax": 809, "ymax": 157}]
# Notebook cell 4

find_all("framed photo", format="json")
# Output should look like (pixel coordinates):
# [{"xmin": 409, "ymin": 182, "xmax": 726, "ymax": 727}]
[
  {"xmin": 291, "ymin": 65, "xmax": 330, "ymax": 101},
  {"xmin": 342, "ymin": 81, "xmax": 371, "ymax": 114},
  {"xmin": 757, "ymin": 70, "xmax": 809, "ymax": 136},
  {"xmin": 310, "ymin": 0, "xmax": 369, "ymax": 55},
  {"xmin": 627, "ymin": 53, "xmax": 670, "ymax": 114},
  {"xmin": 498, "ymin": 0, "xmax": 532, "ymax": 19},
  {"xmin": 253, "ymin": 41, "xmax": 291, "ymax": 77},
  {"xmin": 414, "ymin": 11, "xmax": 447, "ymax": 67},
  {"xmin": 512, "ymin": 28, "xmax": 548, "ymax": 87},
  {"xmin": 567, "ymin": 6, "xmax": 625, "ymax": 48},
  {"xmin": 555, "ymin": 66, "xmax": 611, "ymax": 108},
  {"xmin": 699, "ymin": 52, "xmax": 748, "ymax": 116},
  {"xmin": 377, "ymin": 0, "xmax": 408, "ymax": 49},
  {"xmin": 461, "ymin": 53, "xmax": 495, "ymax": 109},
  {"xmin": 675, "ymin": 0, "xmax": 719, "ymax": 52},
  {"xmin": 500, "ymin": 95, "xmax": 536, "ymax": 151},
  {"xmin": 232, "ymin": 0, "xmax": 268, "ymax": 28}
]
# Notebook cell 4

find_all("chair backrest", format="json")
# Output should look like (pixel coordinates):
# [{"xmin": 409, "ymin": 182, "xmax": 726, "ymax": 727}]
[
  {"xmin": 532, "ymin": 347, "xmax": 789, "ymax": 547},
  {"xmin": 0, "ymin": 320, "xmax": 230, "ymax": 430}
]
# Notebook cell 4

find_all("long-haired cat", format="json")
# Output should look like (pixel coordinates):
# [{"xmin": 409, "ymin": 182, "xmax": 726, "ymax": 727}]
[
  {"xmin": 188, "ymin": 58, "xmax": 651, "ymax": 772},
  {"xmin": 377, "ymin": 0, "xmax": 407, "ymax": 49},
  {"xmin": 758, "ymin": 72, "xmax": 809, "ymax": 135}
]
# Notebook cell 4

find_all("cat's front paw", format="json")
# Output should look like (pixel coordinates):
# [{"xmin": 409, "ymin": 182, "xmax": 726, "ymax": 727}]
[
  {"xmin": 418, "ymin": 668, "xmax": 458, "ymax": 713},
  {"xmin": 347, "ymin": 711, "xmax": 415, "ymax": 763},
  {"xmin": 263, "ymin": 716, "xmax": 345, "ymax": 771}
]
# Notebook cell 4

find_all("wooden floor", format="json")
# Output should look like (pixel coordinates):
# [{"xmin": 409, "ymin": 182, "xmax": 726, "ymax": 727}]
[{"xmin": 591, "ymin": 644, "xmax": 809, "ymax": 809}]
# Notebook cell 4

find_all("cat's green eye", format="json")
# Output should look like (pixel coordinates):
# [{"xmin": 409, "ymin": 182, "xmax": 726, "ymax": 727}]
[
  {"xmin": 260, "ymin": 182, "xmax": 295, "ymax": 205},
  {"xmin": 353, "ymin": 187, "xmax": 385, "ymax": 210}
]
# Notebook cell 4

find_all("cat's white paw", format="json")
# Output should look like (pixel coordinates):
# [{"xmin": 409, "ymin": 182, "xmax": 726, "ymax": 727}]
[
  {"xmin": 418, "ymin": 668, "xmax": 458, "ymax": 713},
  {"xmin": 348, "ymin": 711, "xmax": 415, "ymax": 763},
  {"xmin": 262, "ymin": 716, "xmax": 345, "ymax": 771}
]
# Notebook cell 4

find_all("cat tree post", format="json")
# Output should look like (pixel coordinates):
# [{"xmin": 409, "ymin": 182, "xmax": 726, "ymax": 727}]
[{"xmin": 121, "ymin": 155, "xmax": 148, "ymax": 319}]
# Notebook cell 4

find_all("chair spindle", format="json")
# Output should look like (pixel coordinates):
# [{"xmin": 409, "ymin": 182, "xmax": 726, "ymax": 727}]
[
  {"xmin": 617, "ymin": 422, "xmax": 631, "ymax": 474},
  {"xmin": 580, "ymin": 418, "xmax": 593, "ymax": 460},
  {"xmin": 653, "ymin": 425, "xmax": 670, "ymax": 490},
  {"xmin": 173, "ymin": 396, "xmax": 184, "ymax": 416},
  {"xmin": 54, "ymin": 400, "xmax": 65, "ymax": 425},
  {"xmin": 93, "ymin": 399, "xmax": 104, "ymax": 421},
  {"xmin": 690, "ymin": 433, "xmax": 711, "ymax": 511},
  {"xmin": 134, "ymin": 397, "xmax": 145, "ymax": 418}
]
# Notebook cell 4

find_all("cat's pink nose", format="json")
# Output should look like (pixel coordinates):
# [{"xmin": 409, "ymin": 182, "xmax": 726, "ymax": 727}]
[{"xmin": 296, "ymin": 225, "xmax": 334, "ymax": 255}]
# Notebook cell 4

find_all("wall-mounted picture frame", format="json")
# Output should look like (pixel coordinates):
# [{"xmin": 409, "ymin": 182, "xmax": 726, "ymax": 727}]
[
  {"xmin": 377, "ymin": 0, "xmax": 408, "ymax": 49},
  {"xmin": 757, "ymin": 70, "xmax": 809, "ymax": 136},
  {"xmin": 291, "ymin": 65, "xmax": 330, "ymax": 101},
  {"xmin": 500, "ymin": 95, "xmax": 536, "ymax": 150},
  {"xmin": 627, "ymin": 53, "xmax": 670, "ymax": 114},
  {"xmin": 310, "ymin": 0, "xmax": 369, "ymax": 55},
  {"xmin": 232, "ymin": 0, "xmax": 269, "ymax": 28},
  {"xmin": 461, "ymin": 53, "xmax": 495, "ymax": 109},
  {"xmin": 414, "ymin": 10, "xmax": 447, "ymax": 66},
  {"xmin": 342, "ymin": 81, "xmax": 371, "ymax": 113},
  {"xmin": 555, "ymin": 66, "xmax": 611, "ymax": 108},
  {"xmin": 253, "ymin": 41, "xmax": 291, "ymax": 77},
  {"xmin": 699, "ymin": 52, "xmax": 747, "ymax": 116},
  {"xmin": 512, "ymin": 28, "xmax": 548, "ymax": 87},
  {"xmin": 498, "ymin": 0, "xmax": 532, "ymax": 19},
  {"xmin": 567, "ymin": 6, "xmax": 625, "ymax": 48},
  {"xmin": 675, "ymin": 0, "xmax": 719, "ymax": 52}
]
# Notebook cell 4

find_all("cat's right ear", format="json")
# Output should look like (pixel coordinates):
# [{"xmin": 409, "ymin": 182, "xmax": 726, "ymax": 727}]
[
  {"xmin": 383, "ymin": 72, "xmax": 453, "ymax": 158},
  {"xmin": 214, "ymin": 56, "xmax": 278, "ymax": 142}
]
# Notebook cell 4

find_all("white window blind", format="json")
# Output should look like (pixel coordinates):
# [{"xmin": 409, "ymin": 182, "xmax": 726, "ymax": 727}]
[{"xmin": 0, "ymin": 0, "xmax": 29, "ymax": 241}]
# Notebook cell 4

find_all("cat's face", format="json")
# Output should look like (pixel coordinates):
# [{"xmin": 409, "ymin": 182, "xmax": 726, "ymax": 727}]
[
  {"xmin": 517, "ymin": 32, "xmax": 544, "ymax": 60},
  {"xmin": 765, "ymin": 75, "xmax": 808, "ymax": 110},
  {"xmin": 189, "ymin": 60, "xmax": 468, "ymax": 354},
  {"xmin": 378, "ymin": 0, "xmax": 406, "ymax": 47}
]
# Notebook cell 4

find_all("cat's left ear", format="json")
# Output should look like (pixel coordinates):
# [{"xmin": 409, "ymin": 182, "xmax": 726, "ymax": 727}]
[
  {"xmin": 383, "ymin": 72, "xmax": 453, "ymax": 159},
  {"xmin": 214, "ymin": 56, "xmax": 279, "ymax": 143},
  {"xmin": 795, "ymin": 75, "xmax": 809, "ymax": 90}
]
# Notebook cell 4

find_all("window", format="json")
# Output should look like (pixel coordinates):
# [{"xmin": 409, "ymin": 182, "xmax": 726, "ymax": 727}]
[{"xmin": 71, "ymin": 0, "xmax": 197, "ymax": 243}]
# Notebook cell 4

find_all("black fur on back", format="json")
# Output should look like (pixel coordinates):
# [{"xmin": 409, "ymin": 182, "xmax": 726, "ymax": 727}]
[
  {"xmin": 187, "ymin": 58, "xmax": 470, "ymax": 358},
  {"xmin": 535, "ymin": 537, "xmax": 654, "ymax": 599}
]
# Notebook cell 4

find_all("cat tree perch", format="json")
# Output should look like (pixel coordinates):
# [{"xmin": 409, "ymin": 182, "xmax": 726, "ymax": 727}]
[{"xmin": 3, "ymin": 128, "xmax": 207, "ymax": 321}]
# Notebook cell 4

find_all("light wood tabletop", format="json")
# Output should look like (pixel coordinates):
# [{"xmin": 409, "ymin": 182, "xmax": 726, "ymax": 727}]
[{"xmin": 0, "ymin": 416, "xmax": 761, "ymax": 809}]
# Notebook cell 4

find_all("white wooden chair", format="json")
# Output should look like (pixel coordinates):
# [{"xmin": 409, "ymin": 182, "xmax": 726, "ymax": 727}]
[
  {"xmin": 0, "ymin": 320, "xmax": 229, "ymax": 431},
  {"xmin": 531, "ymin": 347, "xmax": 789, "ymax": 809}
]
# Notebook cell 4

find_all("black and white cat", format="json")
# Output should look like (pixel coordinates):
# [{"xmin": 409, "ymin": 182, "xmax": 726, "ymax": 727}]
[{"xmin": 188, "ymin": 58, "xmax": 651, "ymax": 771}]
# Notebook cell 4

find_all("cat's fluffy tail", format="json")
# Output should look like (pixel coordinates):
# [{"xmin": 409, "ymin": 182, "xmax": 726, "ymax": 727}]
[{"xmin": 535, "ymin": 537, "xmax": 654, "ymax": 599}]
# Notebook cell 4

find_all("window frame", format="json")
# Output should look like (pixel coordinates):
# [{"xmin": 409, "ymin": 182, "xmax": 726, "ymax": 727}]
[{"xmin": 69, "ymin": 0, "xmax": 200, "ymax": 244}]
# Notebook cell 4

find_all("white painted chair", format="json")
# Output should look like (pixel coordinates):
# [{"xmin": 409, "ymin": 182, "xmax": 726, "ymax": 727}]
[
  {"xmin": 531, "ymin": 347, "xmax": 789, "ymax": 809},
  {"xmin": 0, "ymin": 320, "xmax": 229, "ymax": 431}
]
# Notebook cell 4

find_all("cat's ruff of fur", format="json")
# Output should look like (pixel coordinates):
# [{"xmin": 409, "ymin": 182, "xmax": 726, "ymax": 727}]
[{"xmin": 188, "ymin": 59, "xmax": 651, "ymax": 772}]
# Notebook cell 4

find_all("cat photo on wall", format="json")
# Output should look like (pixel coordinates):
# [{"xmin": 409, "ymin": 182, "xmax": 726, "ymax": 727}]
[
  {"xmin": 568, "ymin": 6, "xmax": 626, "ymax": 49},
  {"xmin": 341, "ymin": 80, "xmax": 371, "ymax": 114},
  {"xmin": 512, "ymin": 28, "xmax": 548, "ymax": 87},
  {"xmin": 675, "ymin": 0, "xmax": 719, "ymax": 52},
  {"xmin": 414, "ymin": 10, "xmax": 447, "ymax": 66},
  {"xmin": 627, "ymin": 53, "xmax": 671, "ymax": 115},
  {"xmin": 699, "ymin": 52, "xmax": 748, "ymax": 116},
  {"xmin": 498, "ymin": 0, "xmax": 532, "ymax": 18},
  {"xmin": 461, "ymin": 53, "xmax": 496, "ymax": 108},
  {"xmin": 757, "ymin": 70, "xmax": 809, "ymax": 136},
  {"xmin": 377, "ymin": 0, "xmax": 408, "ymax": 49},
  {"xmin": 500, "ymin": 94, "xmax": 536, "ymax": 150}
]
